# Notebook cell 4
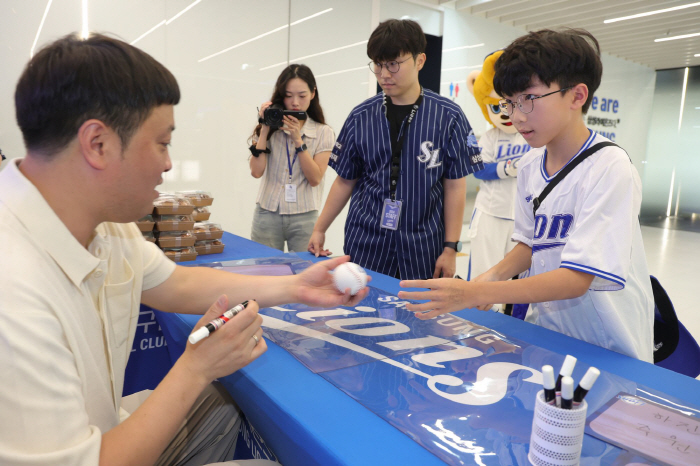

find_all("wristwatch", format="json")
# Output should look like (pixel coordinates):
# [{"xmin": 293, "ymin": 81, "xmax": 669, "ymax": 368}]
[
  {"xmin": 295, "ymin": 143, "xmax": 308, "ymax": 154},
  {"xmin": 444, "ymin": 241, "xmax": 462, "ymax": 252}
]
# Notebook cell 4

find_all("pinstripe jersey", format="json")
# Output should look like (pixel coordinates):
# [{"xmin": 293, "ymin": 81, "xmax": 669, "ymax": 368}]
[
  {"xmin": 330, "ymin": 89, "xmax": 483, "ymax": 280},
  {"xmin": 513, "ymin": 130, "xmax": 654, "ymax": 361}
]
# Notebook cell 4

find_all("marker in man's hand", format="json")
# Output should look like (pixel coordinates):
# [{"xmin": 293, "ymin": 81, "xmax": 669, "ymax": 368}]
[{"xmin": 188, "ymin": 300, "xmax": 250, "ymax": 344}]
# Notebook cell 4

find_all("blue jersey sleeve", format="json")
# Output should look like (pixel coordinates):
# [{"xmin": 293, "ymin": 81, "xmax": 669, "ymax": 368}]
[
  {"xmin": 443, "ymin": 110, "xmax": 483, "ymax": 179},
  {"xmin": 473, "ymin": 162, "xmax": 500, "ymax": 180},
  {"xmin": 329, "ymin": 113, "xmax": 362, "ymax": 180}
]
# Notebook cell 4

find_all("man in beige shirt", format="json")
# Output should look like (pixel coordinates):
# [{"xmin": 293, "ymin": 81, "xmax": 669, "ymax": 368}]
[{"xmin": 0, "ymin": 33, "xmax": 367, "ymax": 466}]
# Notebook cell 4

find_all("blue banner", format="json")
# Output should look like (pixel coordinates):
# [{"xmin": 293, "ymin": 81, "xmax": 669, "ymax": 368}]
[
  {"xmin": 190, "ymin": 259, "xmax": 699, "ymax": 465},
  {"xmin": 259, "ymin": 292, "xmax": 642, "ymax": 464},
  {"xmin": 124, "ymin": 305, "xmax": 172, "ymax": 396}
]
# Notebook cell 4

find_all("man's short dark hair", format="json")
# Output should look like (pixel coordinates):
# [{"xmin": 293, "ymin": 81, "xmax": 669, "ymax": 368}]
[
  {"xmin": 493, "ymin": 29, "xmax": 602, "ymax": 113},
  {"xmin": 15, "ymin": 33, "xmax": 180, "ymax": 156},
  {"xmin": 367, "ymin": 19, "xmax": 426, "ymax": 62}
]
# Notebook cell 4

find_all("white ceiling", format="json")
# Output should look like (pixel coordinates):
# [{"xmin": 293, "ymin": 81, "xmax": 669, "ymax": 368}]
[{"xmin": 442, "ymin": 0, "xmax": 700, "ymax": 70}]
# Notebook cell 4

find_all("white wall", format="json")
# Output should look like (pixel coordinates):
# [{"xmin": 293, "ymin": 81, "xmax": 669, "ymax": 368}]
[
  {"xmin": 594, "ymin": 55, "xmax": 656, "ymax": 173},
  {"xmin": 440, "ymin": 5, "xmax": 523, "ymax": 137},
  {"xmin": 153, "ymin": 0, "xmax": 376, "ymax": 254},
  {"xmin": 0, "ymin": 0, "xmax": 374, "ymax": 255},
  {"xmin": 0, "ymin": 0, "xmax": 656, "ymax": 256}
]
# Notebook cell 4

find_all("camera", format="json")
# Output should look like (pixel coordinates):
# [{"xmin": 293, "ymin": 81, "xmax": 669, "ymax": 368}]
[{"xmin": 263, "ymin": 105, "xmax": 307, "ymax": 128}]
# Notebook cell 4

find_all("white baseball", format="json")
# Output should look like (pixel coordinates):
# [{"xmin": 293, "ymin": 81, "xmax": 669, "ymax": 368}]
[{"xmin": 333, "ymin": 262, "xmax": 368, "ymax": 295}]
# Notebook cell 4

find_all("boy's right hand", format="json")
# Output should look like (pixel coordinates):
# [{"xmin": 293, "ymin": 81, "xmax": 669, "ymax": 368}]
[
  {"xmin": 307, "ymin": 230, "xmax": 332, "ymax": 257},
  {"xmin": 181, "ymin": 295, "xmax": 266, "ymax": 385}
]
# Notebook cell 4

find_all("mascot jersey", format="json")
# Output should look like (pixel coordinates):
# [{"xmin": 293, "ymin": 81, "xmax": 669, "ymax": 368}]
[{"xmin": 473, "ymin": 129, "xmax": 530, "ymax": 220}]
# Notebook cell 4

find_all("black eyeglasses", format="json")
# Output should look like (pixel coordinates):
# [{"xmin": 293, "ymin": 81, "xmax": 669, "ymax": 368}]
[
  {"xmin": 0, "ymin": 149, "xmax": 5, "ymax": 161},
  {"xmin": 498, "ymin": 86, "xmax": 574, "ymax": 116},
  {"xmin": 368, "ymin": 57, "xmax": 412, "ymax": 75}
]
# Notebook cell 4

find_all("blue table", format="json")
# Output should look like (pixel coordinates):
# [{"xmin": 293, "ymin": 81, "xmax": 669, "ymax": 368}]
[{"xmin": 155, "ymin": 233, "xmax": 700, "ymax": 465}]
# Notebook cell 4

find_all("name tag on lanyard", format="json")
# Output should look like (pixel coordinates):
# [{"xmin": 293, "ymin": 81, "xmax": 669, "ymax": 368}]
[
  {"xmin": 285, "ymin": 183, "xmax": 297, "ymax": 202},
  {"xmin": 380, "ymin": 199, "xmax": 402, "ymax": 230},
  {"xmin": 285, "ymin": 139, "xmax": 298, "ymax": 203}
]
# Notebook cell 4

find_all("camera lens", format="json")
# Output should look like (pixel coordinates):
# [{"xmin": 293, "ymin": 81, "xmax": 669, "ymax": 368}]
[{"xmin": 264, "ymin": 107, "xmax": 284, "ymax": 128}]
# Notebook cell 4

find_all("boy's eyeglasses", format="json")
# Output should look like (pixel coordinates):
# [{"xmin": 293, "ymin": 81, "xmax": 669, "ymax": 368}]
[
  {"xmin": 368, "ymin": 57, "xmax": 412, "ymax": 75},
  {"xmin": 498, "ymin": 86, "xmax": 573, "ymax": 116}
]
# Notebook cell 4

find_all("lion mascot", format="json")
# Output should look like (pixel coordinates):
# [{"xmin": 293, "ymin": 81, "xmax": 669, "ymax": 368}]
[{"xmin": 466, "ymin": 50, "xmax": 531, "ymax": 303}]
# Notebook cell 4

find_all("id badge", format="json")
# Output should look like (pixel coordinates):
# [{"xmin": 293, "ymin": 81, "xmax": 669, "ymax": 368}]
[
  {"xmin": 285, "ymin": 184, "xmax": 297, "ymax": 202},
  {"xmin": 380, "ymin": 199, "xmax": 402, "ymax": 230}
]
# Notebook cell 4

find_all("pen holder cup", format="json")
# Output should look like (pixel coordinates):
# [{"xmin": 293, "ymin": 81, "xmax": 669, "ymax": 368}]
[{"xmin": 528, "ymin": 390, "xmax": 588, "ymax": 466}]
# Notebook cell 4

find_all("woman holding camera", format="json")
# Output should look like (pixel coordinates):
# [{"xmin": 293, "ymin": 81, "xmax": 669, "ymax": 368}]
[{"xmin": 248, "ymin": 64, "xmax": 334, "ymax": 252}]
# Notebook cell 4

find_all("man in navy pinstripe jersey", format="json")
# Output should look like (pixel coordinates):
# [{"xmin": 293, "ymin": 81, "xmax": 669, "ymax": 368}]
[{"xmin": 308, "ymin": 19, "xmax": 484, "ymax": 280}]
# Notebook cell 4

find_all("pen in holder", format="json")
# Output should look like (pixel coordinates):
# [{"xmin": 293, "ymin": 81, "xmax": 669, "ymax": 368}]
[{"xmin": 529, "ymin": 389, "xmax": 588, "ymax": 466}]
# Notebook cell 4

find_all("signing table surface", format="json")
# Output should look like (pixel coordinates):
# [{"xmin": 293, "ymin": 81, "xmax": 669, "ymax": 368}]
[{"xmin": 154, "ymin": 232, "xmax": 700, "ymax": 466}]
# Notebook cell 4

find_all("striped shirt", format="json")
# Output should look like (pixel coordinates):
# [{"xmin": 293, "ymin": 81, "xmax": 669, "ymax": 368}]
[
  {"xmin": 330, "ymin": 89, "xmax": 484, "ymax": 280},
  {"xmin": 255, "ymin": 117, "xmax": 335, "ymax": 214}
]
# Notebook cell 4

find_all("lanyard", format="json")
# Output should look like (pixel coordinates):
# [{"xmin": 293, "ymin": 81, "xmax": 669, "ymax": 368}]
[
  {"xmin": 386, "ymin": 88, "xmax": 423, "ymax": 201},
  {"xmin": 285, "ymin": 136, "xmax": 298, "ymax": 183}
]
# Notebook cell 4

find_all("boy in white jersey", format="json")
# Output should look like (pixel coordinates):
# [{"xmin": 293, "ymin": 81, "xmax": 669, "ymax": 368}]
[{"xmin": 398, "ymin": 29, "xmax": 654, "ymax": 362}]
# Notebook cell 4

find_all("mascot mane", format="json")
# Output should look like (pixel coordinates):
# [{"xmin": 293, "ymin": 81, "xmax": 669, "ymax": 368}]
[{"xmin": 468, "ymin": 50, "xmax": 503, "ymax": 127}]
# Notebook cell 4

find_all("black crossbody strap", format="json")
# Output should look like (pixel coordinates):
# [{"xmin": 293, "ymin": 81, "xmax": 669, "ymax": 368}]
[{"xmin": 532, "ymin": 141, "xmax": 619, "ymax": 215}]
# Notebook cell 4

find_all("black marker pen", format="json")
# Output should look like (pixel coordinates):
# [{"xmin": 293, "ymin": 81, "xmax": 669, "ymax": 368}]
[
  {"xmin": 573, "ymin": 367, "xmax": 600, "ymax": 406},
  {"xmin": 555, "ymin": 355, "xmax": 577, "ymax": 395},
  {"xmin": 560, "ymin": 376, "xmax": 574, "ymax": 410},
  {"xmin": 542, "ymin": 365, "xmax": 556, "ymax": 405}
]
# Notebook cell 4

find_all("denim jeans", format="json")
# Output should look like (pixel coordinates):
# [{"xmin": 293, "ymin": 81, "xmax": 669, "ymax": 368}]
[{"xmin": 251, "ymin": 205, "xmax": 318, "ymax": 252}]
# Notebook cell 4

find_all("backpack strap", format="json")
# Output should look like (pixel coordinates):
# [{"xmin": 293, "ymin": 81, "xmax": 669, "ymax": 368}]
[{"xmin": 532, "ymin": 141, "xmax": 619, "ymax": 216}]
